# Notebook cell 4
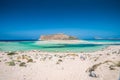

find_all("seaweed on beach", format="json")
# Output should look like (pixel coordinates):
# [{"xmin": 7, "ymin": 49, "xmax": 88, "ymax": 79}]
[
  {"xmin": 27, "ymin": 59, "xmax": 33, "ymax": 63},
  {"xmin": 87, "ymin": 63, "xmax": 102, "ymax": 72},
  {"xmin": 7, "ymin": 52, "xmax": 17, "ymax": 55},
  {"xmin": 115, "ymin": 61, "xmax": 120, "ymax": 67},
  {"xmin": 19, "ymin": 62, "xmax": 26, "ymax": 67},
  {"xmin": 6, "ymin": 61, "xmax": 15, "ymax": 66},
  {"xmin": 86, "ymin": 60, "xmax": 120, "ymax": 73},
  {"xmin": 56, "ymin": 59, "xmax": 63, "ymax": 64},
  {"xmin": 66, "ymin": 53, "xmax": 78, "ymax": 57},
  {"xmin": 109, "ymin": 65, "xmax": 116, "ymax": 70}
]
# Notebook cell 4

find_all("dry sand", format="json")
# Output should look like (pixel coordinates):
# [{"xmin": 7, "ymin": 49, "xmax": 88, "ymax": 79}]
[{"xmin": 0, "ymin": 46, "xmax": 120, "ymax": 80}]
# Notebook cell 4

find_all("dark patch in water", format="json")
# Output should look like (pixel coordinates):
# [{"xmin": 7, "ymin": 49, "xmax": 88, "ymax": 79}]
[{"xmin": 41, "ymin": 44, "xmax": 103, "ymax": 48}]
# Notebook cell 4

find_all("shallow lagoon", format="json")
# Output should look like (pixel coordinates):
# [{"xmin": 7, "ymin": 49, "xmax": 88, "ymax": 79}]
[{"xmin": 0, "ymin": 40, "xmax": 120, "ymax": 52}]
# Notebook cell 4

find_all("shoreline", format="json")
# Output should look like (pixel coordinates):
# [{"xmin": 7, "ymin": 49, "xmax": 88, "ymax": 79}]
[
  {"xmin": 0, "ymin": 45, "xmax": 120, "ymax": 80},
  {"xmin": 35, "ymin": 40, "xmax": 88, "ymax": 44},
  {"xmin": 0, "ymin": 43, "xmax": 108, "ymax": 53}
]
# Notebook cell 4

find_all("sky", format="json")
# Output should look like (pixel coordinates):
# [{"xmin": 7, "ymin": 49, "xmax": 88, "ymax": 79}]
[{"xmin": 0, "ymin": 0, "xmax": 120, "ymax": 40}]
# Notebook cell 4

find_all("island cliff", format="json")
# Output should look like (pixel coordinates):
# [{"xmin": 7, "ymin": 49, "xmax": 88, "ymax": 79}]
[{"xmin": 40, "ymin": 33, "xmax": 78, "ymax": 40}]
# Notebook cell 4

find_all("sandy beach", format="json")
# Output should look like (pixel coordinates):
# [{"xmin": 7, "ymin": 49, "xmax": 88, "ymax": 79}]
[
  {"xmin": 36, "ymin": 40, "xmax": 88, "ymax": 44},
  {"xmin": 36, "ymin": 40, "xmax": 120, "ymax": 45},
  {"xmin": 1, "ymin": 0, "xmax": 119, "ymax": 80},
  {"xmin": 0, "ymin": 45, "xmax": 120, "ymax": 80}
]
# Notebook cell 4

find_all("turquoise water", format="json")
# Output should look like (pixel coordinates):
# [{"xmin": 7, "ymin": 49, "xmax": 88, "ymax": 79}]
[
  {"xmin": 87, "ymin": 39, "xmax": 120, "ymax": 43},
  {"xmin": 0, "ymin": 40, "xmax": 120, "ymax": 52}
]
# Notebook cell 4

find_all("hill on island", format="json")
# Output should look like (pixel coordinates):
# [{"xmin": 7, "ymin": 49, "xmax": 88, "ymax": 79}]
[{"xmin": 40, "ymin": 33, "xmax": 78, "ymax": 40}]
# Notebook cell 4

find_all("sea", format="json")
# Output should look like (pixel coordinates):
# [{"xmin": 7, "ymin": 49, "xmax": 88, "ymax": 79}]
[{"xmin": 0, "ymin": 40, "xmax": 120, "ymax": 52}]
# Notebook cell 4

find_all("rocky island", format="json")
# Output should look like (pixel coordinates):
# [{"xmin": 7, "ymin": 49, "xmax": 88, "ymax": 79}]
[{"xmin": 40, "ymin": 33, "xmax": 78, "ymax": 40}]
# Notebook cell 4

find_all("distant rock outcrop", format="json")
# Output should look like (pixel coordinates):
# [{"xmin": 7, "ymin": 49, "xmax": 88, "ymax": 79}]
[{"xmin": 40, "ymin": 33, "xmax": 78, "ymax": 40}]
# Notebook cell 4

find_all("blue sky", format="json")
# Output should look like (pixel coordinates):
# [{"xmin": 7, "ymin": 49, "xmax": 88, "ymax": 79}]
[{"xmin": 0, "ymin": 0, "xmax": 120, "ymax": 40}]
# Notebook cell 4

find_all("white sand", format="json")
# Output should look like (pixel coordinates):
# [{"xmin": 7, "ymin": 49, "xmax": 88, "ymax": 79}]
[
  {"xmin": 36, "ymin": 40, "xmax": 88, "ymax": 44},
  {"xmin": 35, "ymin": 40, "xmax": 120, "ymax": 45},
  {"xmin": 0, "ymin": 46, "xmax": 120, "ymax": 80}
]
